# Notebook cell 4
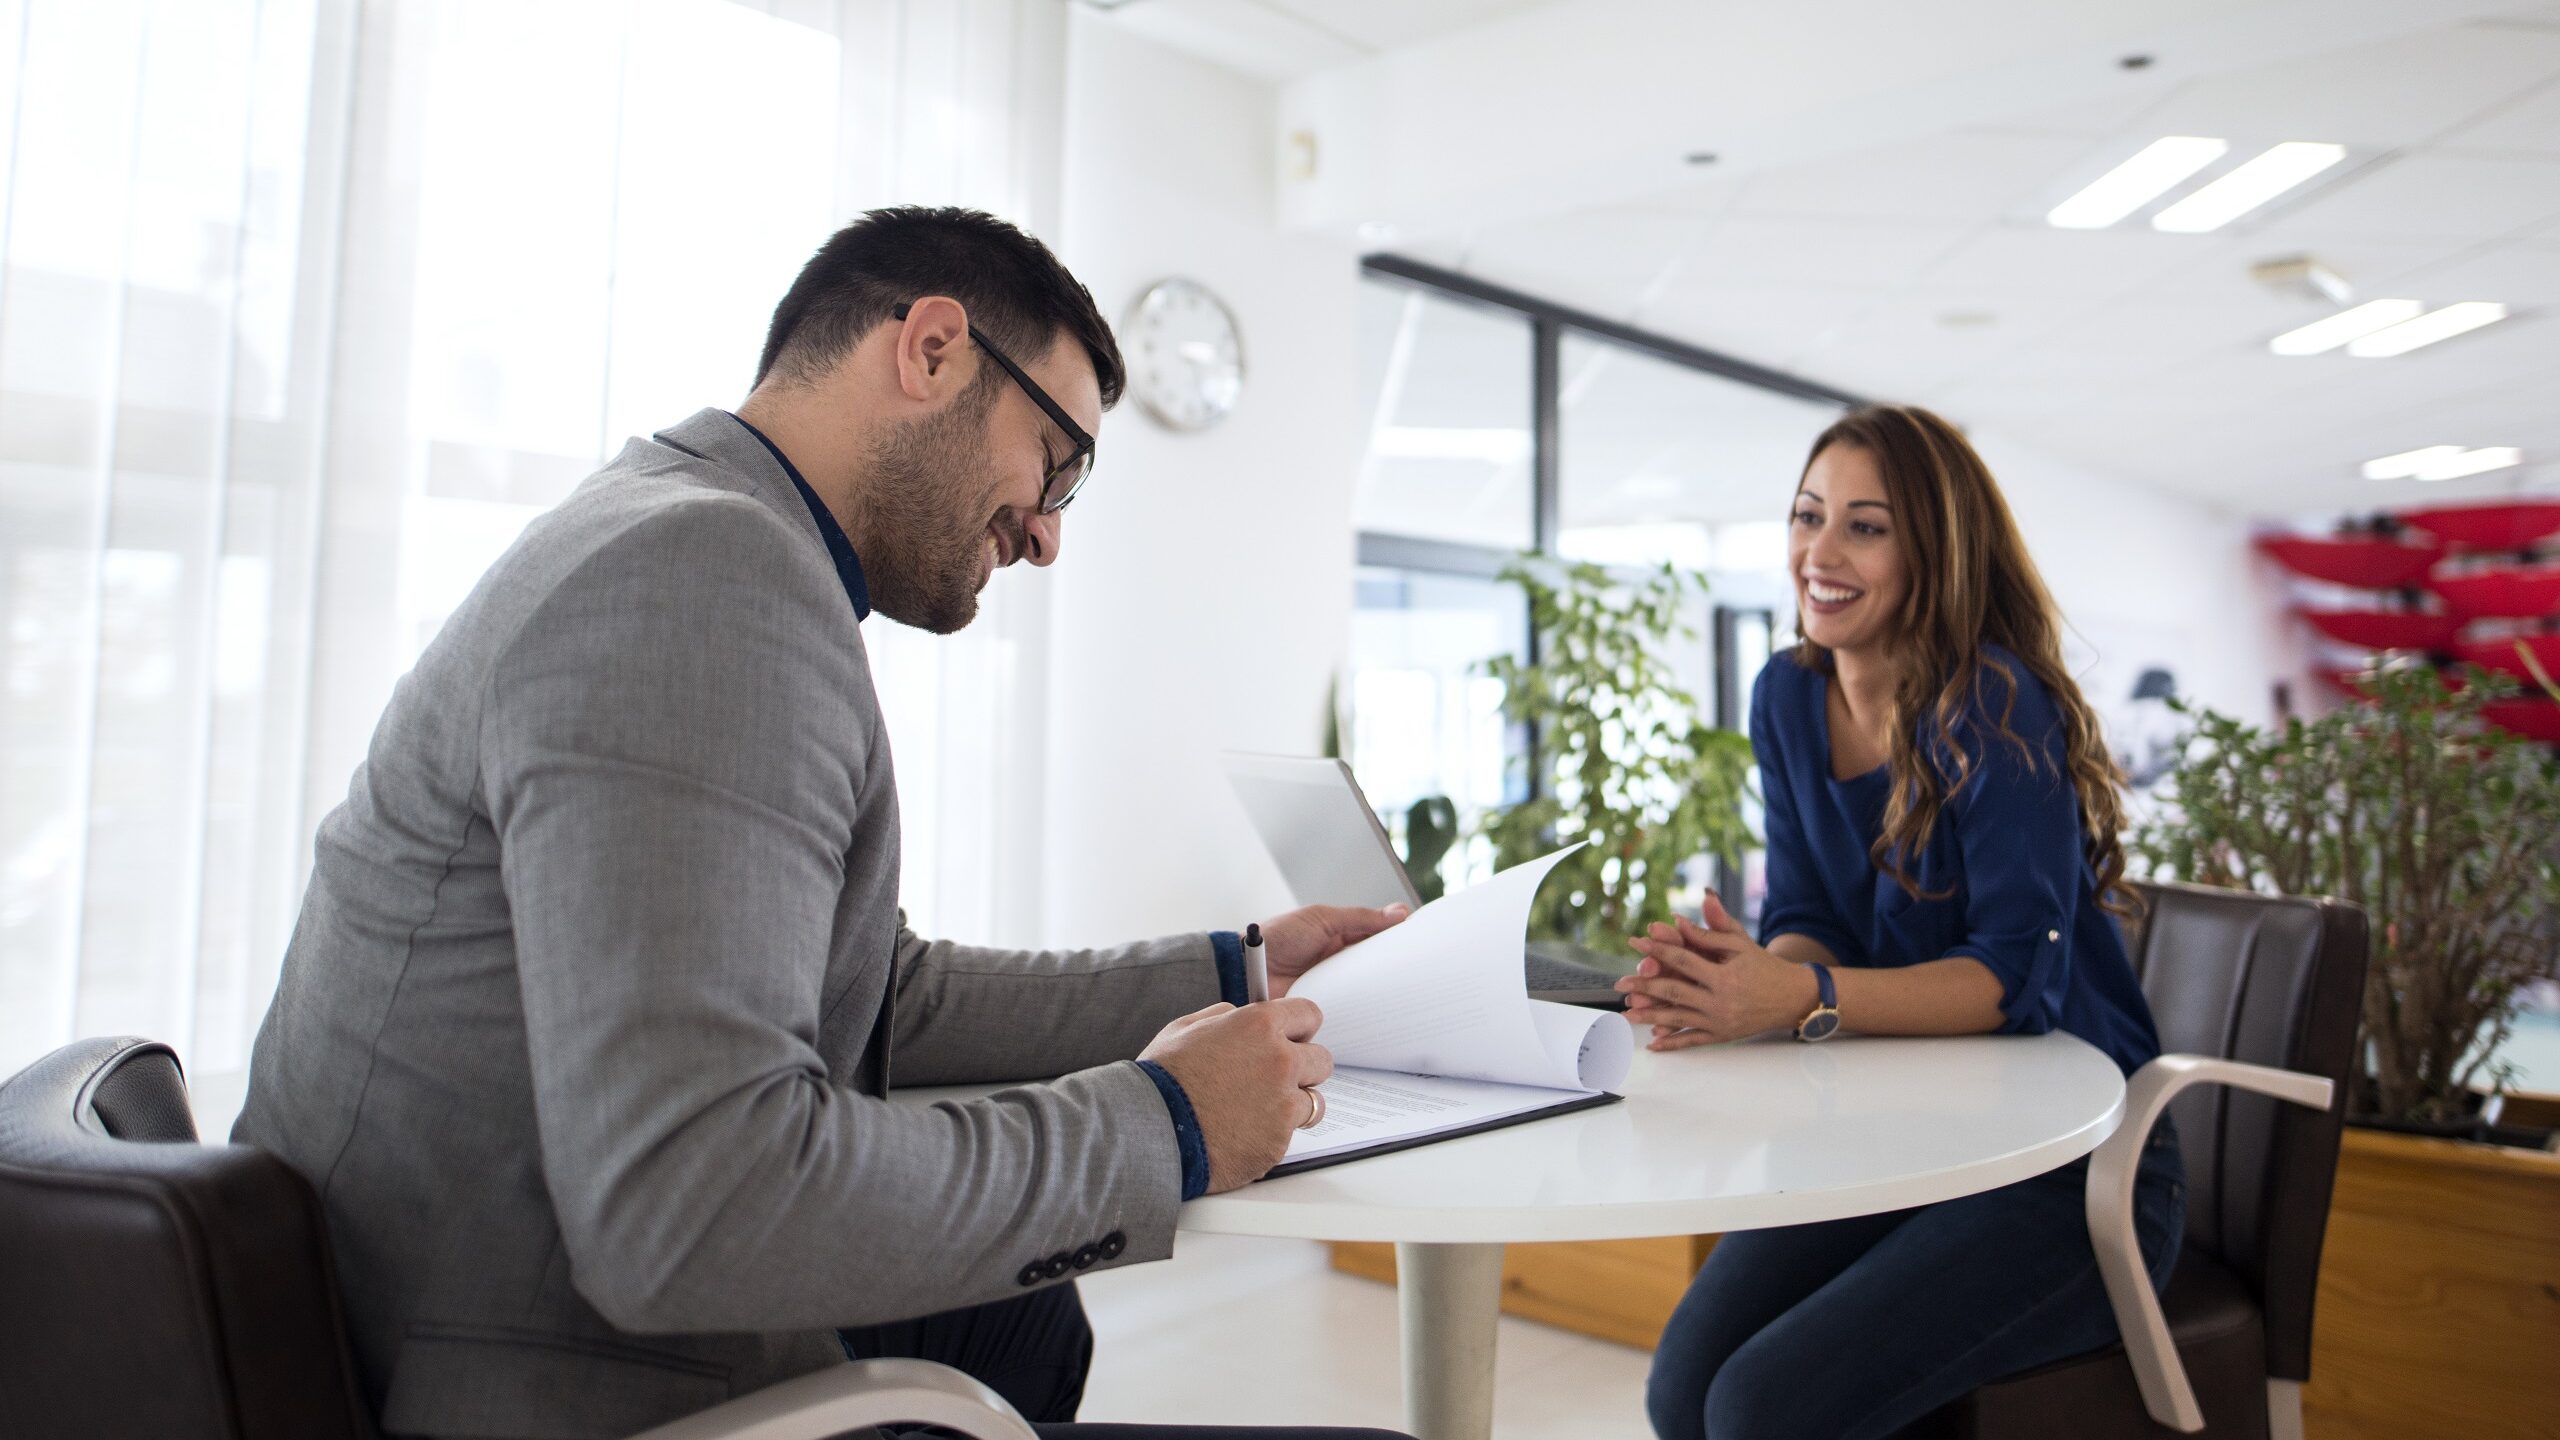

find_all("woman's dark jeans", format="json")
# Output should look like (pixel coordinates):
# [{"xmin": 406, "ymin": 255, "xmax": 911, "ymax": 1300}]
[{"xmin": 1644, "ymin": 1122, "xmax": 2186, "ymax": 1440}]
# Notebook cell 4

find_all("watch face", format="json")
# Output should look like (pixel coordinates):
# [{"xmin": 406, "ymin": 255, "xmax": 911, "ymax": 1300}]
[
  {"xmin": 1125, "ymin": 278, "xmax": 1243, "ymax": 432},
  {"xmin": 1799, "ymin": 1010, "xmax": 1841, "ymax": 1042}
]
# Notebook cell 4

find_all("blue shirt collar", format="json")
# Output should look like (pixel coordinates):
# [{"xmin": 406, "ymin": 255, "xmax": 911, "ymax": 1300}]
[{"xmin": 726, "ymin": 411, "xmax": 870, "ymax": 622}]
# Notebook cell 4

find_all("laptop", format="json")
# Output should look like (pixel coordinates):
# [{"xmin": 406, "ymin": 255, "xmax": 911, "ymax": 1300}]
[{"xmin": 1221, "ymin": 753, "xmax": 1628, "ymax": 1009}]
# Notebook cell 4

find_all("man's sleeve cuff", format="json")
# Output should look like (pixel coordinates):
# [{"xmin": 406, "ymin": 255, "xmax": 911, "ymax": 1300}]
[
  {"xmin": 1209, "ymin": 930, "xmax": 1249, "ymax": 1007},
  {"xmin": 1135, "ymin": 1059, "xmax": 1212, "ymax": 1201}
]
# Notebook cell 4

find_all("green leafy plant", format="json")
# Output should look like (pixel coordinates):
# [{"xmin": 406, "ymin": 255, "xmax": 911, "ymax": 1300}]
[
  {"xmin": 1399, "ymin": 796, "xmax": 1459, "ymax": 903},
  {"xmin": 1479, "ymin": 560, "xmax": 1757, "ymax": 945},
  {"xmin": 2130, "ymin": 664, "xmax": 2560, "ymax": 1125}
]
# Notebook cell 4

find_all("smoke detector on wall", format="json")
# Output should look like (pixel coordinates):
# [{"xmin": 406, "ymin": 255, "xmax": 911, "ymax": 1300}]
[{"xmin": 2252, "ymin": 255, "xmax": 2354, "ymax": 306}]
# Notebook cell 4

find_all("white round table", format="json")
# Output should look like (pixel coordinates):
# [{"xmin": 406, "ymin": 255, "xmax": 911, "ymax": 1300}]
[{"xmin": 1181, "ymin": 1032, "xmax": 2126, "ymax": 1440}]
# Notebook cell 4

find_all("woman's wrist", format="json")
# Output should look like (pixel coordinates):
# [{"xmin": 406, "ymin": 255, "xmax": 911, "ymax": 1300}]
[{"xmin": 1779, "ymin": 958, "xmax": 1824, "ymax": 1033}]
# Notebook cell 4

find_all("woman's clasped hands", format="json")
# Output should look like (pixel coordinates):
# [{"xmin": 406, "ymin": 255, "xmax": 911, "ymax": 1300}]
[{"xmin": 1618, "ymin": 894, "xmax": 1823, "ymax": 1051}]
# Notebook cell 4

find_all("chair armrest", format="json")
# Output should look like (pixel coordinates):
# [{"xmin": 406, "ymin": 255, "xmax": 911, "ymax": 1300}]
[
  {"xmin": 625, "ymin": 1357, "xmax": 1039, "ymax": 1440},
  {"xmin": 2087, "ymin": 1054, "xmax": 2335, "ymax": 1433}
]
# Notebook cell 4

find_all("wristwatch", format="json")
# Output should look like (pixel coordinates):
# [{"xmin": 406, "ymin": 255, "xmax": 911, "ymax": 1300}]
[{"xmin": 1795, "ymin": 962, "xmax": 1841, "ymax": 1042}]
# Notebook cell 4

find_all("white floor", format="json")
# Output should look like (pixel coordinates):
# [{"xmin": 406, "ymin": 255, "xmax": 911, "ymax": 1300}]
[{"xmin": 1077, "ymin": 1231, "xmax": 1659, "ymax": 1439}]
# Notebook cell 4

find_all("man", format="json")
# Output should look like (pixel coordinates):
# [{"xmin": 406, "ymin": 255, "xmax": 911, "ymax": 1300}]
[{"xmin": 235, "ymin": 207, "xmax": 1411, "ymax": 1440}]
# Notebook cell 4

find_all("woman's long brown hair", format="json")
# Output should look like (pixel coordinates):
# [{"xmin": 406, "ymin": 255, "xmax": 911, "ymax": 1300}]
[{"xmin": 1791, "ymin": 405, "xmax": 2137, "ymax": 917}]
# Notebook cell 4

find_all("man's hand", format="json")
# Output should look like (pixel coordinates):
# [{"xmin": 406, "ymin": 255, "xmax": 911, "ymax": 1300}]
[
  {"xmin": 1138, "ymin": 997, "xmax": 1333, "ymax": 1193},
  {"xmin": 1258, "ymin": 903, "xmax": 1409, "ymax": 998},
  {"xmin": 1617, "ymin": 895, "xmax": 1819, "ymax": 1051}
]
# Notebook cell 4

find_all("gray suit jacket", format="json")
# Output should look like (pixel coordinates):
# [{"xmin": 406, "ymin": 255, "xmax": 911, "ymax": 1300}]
[{"xmin": 235, "ymin": 408, "xmax": 1221, "ymax": 1439}]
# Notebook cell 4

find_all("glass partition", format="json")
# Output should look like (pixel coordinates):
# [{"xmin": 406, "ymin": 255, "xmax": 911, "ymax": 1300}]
[
  {"xmin": 1556, "ymin": 334, "xmax": 1845, "ymax": 572},
  {"xmin": 1353, "ymin": 283, "xmax": 1536, "ymax": 551},
  {"xmin": 1348, "ymin": 566, "xmax": 1528, "ymax": 894}
]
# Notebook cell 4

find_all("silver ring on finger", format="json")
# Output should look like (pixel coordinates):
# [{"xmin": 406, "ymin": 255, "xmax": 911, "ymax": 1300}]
[{"xmin": 1296, "ymin": 1085, "xmax": 1327, "ymax": 1131}]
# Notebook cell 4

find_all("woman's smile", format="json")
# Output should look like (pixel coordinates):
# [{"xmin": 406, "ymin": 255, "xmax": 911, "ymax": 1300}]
[{"xmin": 1802, "ymin": 575, "xmax": 1866, "ymax": 615}]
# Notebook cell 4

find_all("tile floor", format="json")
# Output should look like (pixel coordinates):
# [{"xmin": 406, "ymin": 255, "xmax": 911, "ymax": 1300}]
[{"xmin": 1077, "ymin": 1232, "xmax": 1659, "ymax": 1439}]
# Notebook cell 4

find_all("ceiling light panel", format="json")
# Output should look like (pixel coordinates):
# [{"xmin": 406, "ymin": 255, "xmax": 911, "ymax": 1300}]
[
  {"xmin": 2362, "ymin": 445, "xmax": 2467, "ymax": 480},
  {"xmin": 2151, "ymin": 142, "xmax": 2347, "ymax": 232},
  {"xmin": 2269, "ymin": 298, "xmax": 2423, "ymax": 356},
  {"xmin": 2346, "ymin": 301, "xmax": 2509, "ymax": 357},
  {"xmin": 2363, "ymin": 445, "xmax": 2522, "ymax": 482},
  {"xmin": 2046, "ymin": 137, "xmax": 2229, "ymax": 230},
  {"xmin": 2423, "ymin": 446, "xmax": 2523, "ymax": 481}
]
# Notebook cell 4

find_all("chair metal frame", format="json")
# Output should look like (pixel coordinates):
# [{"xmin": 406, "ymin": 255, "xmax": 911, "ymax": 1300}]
[{"xmin": 2084, "ymin": 1054, "xmax": 2332, "ymax": 1436}]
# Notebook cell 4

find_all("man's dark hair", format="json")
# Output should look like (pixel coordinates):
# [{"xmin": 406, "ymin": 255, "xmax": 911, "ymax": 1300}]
[{"xmin": 755, "ymin": 206, "xmax": 1124, "ymax": 409}]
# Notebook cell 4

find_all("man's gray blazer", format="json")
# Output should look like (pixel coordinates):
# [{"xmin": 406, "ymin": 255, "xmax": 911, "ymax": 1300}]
[{"xmin": 234, "ymin": 408, "xmax": 1223, "ymax": 1440}]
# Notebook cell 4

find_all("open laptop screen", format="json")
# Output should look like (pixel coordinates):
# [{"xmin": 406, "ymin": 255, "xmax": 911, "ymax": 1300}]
[{"xmin": 1221, "ymin": 754, "xmax": 1423, "ymax": 911}]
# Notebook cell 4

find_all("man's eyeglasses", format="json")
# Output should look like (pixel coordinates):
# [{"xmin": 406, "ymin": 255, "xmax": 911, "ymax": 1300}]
[{"xmin": 893, "ymin": 302, "xmax": 1096, "ymax": 514}]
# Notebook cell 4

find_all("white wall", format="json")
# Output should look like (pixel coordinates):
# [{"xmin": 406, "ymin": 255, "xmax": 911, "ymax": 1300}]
[
  {"xmin": 1969, "ymin": 427, "xmax": 2301, "ymax": 728},
  {"xmin": 1042, "ymin": 16, "xmax": 1364, "ymax": 946}
]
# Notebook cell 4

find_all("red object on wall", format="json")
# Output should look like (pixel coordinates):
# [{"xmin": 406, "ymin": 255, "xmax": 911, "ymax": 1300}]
[
  {"xmin": 2295, "ymin": 609, "xmax": 2463, "ymax": 652},
  {"xmin": 2481, "ymin": 699, "xmax": 2560, "ymax": 744},
  {"xmin": 2452, "ymin": 634, "xmax": 2560, "ymax": 679},
  {"xmin": 2400, "ymin": 503, "xmax": 2560, "ymax": 552},
  {"xmin": 2425, "ymin": 568, "xmax": 2560, "ymax": 619},
  {"xmin": 2258, "ymin": 536, "xmax": 2445, "ymax": 589}
]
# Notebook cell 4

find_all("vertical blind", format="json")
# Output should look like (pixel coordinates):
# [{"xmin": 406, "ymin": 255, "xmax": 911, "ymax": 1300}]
[{"xmin": 0, "ymin": 0, "xmax": 1068, "ymax": 1099}]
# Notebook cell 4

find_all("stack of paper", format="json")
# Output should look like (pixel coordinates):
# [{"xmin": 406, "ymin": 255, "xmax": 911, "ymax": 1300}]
[{"xmin": 1273, "ymin": 846, "xmax": 1632, "ymax": 1175}]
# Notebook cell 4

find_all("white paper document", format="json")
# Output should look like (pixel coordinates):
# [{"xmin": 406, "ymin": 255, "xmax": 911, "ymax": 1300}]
[{"xmin": 1274, "ymin": 846, "xmax": 1633, "ymax": 1172}]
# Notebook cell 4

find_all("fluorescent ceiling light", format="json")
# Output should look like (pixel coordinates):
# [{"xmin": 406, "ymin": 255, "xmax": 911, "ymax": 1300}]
[
  {"xmin": 2362, "ymin": 445, "xmax": 2466, "ymax": 480},
  {"xmin": 2347, "ymin": 301, "xmax": 2510, "ymax": 358},
  {"xmin": 2363, "ymin": 445, "xmax": 2522, "ymax": 482},
  {"xmin": 2422, "ymin": 446, "xmax": 2523, "ymax": 481},
  {"xmin": 2269, "ymin": 298, "xmax": 2424, "ymax": 356},
  {"xmin": 2047, "ymin": 137, "xmax": 2229, "ymax": 230},
  {"xmin": 2151, "ymin": 142, "xmax": 2346, "ymax": 232}
]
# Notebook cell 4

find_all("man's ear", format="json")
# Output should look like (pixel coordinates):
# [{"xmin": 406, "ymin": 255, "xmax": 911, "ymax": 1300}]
[{"xmin": 894, "ymin": 295, "xmax": 971, "ymax": 403}]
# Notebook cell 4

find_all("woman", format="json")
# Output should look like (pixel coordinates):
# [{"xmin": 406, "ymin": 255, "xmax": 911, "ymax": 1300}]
[{"xmin": 1622, "ymin": 405, "xmax": 2186, "ymax": 1440}]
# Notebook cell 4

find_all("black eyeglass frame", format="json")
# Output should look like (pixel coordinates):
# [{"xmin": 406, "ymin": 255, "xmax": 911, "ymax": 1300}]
[{"xmin": 892, "ymin": 301, "xmax": 1096, "ymax": 513}]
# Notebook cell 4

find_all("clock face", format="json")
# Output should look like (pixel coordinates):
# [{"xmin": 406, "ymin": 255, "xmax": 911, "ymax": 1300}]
[{"xmin": 1125, "ymin": 278, "xmax": 1243, "ymax": 432}]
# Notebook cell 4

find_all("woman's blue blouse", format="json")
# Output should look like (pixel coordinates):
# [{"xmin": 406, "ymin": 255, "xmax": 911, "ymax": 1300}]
[{"xmin": 1750, "ymin": 646, "xmax": 2162, "ymax": 1076}]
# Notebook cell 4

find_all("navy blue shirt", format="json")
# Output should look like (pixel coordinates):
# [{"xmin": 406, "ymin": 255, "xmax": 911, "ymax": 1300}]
[
  {"xmin": 727, "ymin": 413, "xmax": 1241, "ymax": 1199},
  {"xmin": 1751, "ymin": 646, "xmax": 2161, "ymax": 1076},
  {"xmin": 729, "ymin": 413, "xmax": 871, "ymax": 621}
]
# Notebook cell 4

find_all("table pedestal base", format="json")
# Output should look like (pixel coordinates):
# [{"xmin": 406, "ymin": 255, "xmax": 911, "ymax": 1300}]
[{"xmin": 1394, "ymin": 1242, "xmax": 1504, "ymax": 1440}]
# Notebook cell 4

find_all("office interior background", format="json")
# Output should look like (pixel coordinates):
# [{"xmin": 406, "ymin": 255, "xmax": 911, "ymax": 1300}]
[{"xmin": 3, "ymin": 2, "xmax": 2558, "ymax": 1437}]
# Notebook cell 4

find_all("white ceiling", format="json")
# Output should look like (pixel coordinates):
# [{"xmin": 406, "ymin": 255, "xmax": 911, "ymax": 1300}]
[
  {"xmin": 1405, "ymin": 12, "xmax": 2560, "ymax": 518},
  {"xmin": 1081, "ymin": 0, "xmax": 1554, "ymax": 81},
  {"xmin": 1109, "ymin": 0, "xmax": 2560, "ymax": 520}
]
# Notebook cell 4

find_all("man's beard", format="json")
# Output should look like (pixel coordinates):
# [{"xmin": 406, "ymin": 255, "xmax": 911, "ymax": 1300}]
[{"xmin": 857, "ymin": 381, "xmax": 1023, "ymax": 635}]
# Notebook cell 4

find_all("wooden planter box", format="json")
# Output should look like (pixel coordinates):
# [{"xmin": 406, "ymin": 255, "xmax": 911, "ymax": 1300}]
[
  {"xmin": 1330, "ymin": 1235, "xmax": 1711, "ymax": 1350},
  {"xmin": 2302, "ymin": 1125, "xmax": 2560, "ymax": 1440},
  {"xmin": 1329, "ymin": 1124, "xmax": 2560, "ymax": 1437}
]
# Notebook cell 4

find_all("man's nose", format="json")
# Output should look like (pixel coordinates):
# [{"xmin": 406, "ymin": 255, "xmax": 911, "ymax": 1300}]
[{"xmin": 1025, "ymin": 509, "xmax": 1063, "ymax": 567}]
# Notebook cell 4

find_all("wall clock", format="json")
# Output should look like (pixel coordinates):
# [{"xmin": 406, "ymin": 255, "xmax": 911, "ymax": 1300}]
[{"xmin": 1124, "ymin": 277, "xmax": 1244, "ymax": 432}]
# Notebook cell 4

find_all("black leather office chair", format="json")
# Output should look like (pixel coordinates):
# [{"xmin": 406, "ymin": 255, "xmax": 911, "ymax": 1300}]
[
  {"xmin": 0, "ymin": 1036, "xmax": 1035, "ymax": 1440},
  {"xmin": 1913, "ymin": 880, "xmax": 2369, "ymax": 1440}
]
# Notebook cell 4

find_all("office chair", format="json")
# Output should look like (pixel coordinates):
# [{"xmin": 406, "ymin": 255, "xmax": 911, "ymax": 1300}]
[
  {"xmin": 0, "ymin": 1035, "xmax": 1035, "ymax": 1440},
  {"xmin": 1914, "ymin": 880, "xmax": 2369, "ymax": 1440}
]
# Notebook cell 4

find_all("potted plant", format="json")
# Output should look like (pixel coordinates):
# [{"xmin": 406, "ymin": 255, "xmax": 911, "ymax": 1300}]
[
  {"xmin": 2130, "ymin": 663, "xmax": 2560, "ymax": 1438},
  {"xmin": 2132, "ymin": 664, "xmax": 2560, "ymax": 1127},
  {"xmin": 1478, "ymin": 559, "xmax": 1756, "ymax": 944}
]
